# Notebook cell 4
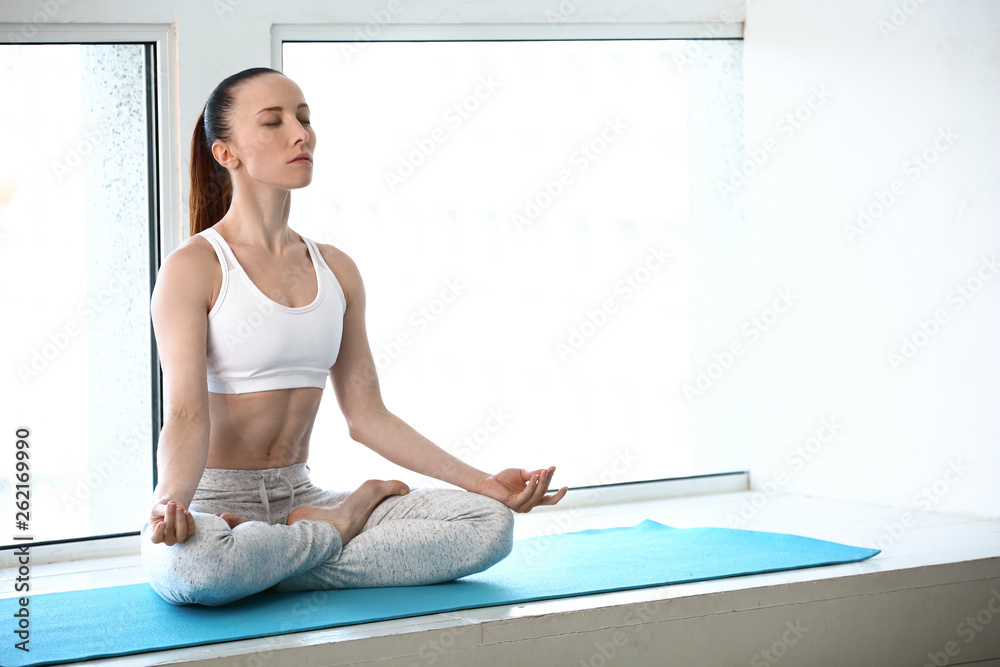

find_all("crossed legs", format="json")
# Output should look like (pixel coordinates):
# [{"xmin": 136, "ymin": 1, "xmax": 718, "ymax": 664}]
[{"xmin": 141, "ymin": 467, "xmax": 513, "ymax": 606}]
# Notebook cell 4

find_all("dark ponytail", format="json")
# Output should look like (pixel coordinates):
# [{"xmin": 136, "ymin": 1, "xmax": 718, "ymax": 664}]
[{"xmin": 189, "ymin": 66, "xmax": 283, "ymax": 236}]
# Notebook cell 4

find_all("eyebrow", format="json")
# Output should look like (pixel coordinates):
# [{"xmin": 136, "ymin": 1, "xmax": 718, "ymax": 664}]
[{"xmin": 255, "ymin": 103, "xmax": 309, "ymax": 116}]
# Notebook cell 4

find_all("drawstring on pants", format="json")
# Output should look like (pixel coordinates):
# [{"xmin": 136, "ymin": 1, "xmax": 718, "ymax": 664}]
[{"xmin": 258, "ymin": 473, "xmax": 295, "ymax": 525}]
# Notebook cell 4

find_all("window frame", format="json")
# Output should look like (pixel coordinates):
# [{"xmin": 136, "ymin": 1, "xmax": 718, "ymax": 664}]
[
  {"xmin": 275, "ymin": 27, "xmax": 748, "ymax": 492},
  {"xmin": 270, "ymin": 22, "xmax": 743, "ymax": 71},
  {"xmin": 0, "ymin": 23, "xmax": 177, "ymax": 560},
  {"xmin": 0, "ymin": 20, "xmax": 748, "ymax": 565}
]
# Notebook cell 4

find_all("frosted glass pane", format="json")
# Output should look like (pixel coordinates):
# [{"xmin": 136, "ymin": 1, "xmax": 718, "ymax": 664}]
[
  {"xmin": 282, "ymin": 39, "xmax": 745, "ymax": 491},
  {"xmin": 0, "ymin": 44, "xmax": 154, "ymax": 546}
]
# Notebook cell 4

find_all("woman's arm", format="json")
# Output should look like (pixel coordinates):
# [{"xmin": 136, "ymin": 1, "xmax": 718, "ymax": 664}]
[
  {"xmin": 146, "ymin": 239, "xmax": 217, "ymax": 544},
  {"xmin": 324, "ymin": 246, "xmax": 567, "ymax": 512}
]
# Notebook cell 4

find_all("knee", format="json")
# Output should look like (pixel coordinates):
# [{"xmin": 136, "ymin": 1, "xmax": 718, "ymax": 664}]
[
  {"xmin": 141, "ymin": 513, "xmax": 239, "ymax": 606},
  {"xmin": 491, "ymin": 499, "xmax": 515, "ymax": 545},
  {"xmin": 473, "ymin": 496, "xmax": 515, "ymax": 568}
]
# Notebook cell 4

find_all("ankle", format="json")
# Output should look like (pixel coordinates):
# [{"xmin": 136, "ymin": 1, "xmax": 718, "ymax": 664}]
[{"xmin": 286, "ymin": 506, "xmax": 310, "ymax": 525}]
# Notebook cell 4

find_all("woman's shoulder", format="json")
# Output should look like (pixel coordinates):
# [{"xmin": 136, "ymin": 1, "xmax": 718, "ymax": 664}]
[
  {"xmin": 153, "ymin": 232, "xmax": 221, "ymax": 296},
  {"xmin": 310, "ymin": 239, "xmax": 355, "ymax": 271},
  {"xmin": 310, "ymin": 239, "xmax": 363, "ymax": 304},
  {"xmin": 164, "ymin": 232, "xmax": 219, "ymax": 270}
]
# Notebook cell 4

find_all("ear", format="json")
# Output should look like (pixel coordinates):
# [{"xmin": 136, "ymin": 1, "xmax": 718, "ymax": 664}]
[{"xmin": 211, "ymin": 140, "xmax": 240, "ymax": 170}]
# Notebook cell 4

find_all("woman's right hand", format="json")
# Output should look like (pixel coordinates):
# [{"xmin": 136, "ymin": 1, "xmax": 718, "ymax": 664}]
[{"xmin": 148, "ymin": 500, "xmax": 197, "ymax": 545}]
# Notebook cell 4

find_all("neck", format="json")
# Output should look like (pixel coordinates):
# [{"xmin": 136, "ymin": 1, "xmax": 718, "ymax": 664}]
[{"xmin": 218, "ymin": 182, "xmax": 294, "ymax": 252}]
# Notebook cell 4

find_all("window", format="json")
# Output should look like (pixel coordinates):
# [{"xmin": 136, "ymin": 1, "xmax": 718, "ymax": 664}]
[
  {"xmin": 281, "ymin": 37, "xmax": 746, "ymax": 492},
  {"xmin": 0, "ymin": 43, "xmax": 158, "ymax": 548}
]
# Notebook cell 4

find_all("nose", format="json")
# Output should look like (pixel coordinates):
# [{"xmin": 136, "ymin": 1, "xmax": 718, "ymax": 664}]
[{"xmin": 291, "ymin": 117, "xmax": 311, "ymax": 145}]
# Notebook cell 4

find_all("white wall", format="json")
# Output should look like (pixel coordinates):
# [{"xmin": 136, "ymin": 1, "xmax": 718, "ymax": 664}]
[{"xmin": 742, "ymin": 0, "xmax": 1000, "ymax": 517}]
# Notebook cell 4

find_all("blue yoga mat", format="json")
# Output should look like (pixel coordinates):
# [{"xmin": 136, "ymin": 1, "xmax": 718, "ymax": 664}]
[{"xmin": 0, "ymin": 520, "xmax": 878, "ymax": 666}]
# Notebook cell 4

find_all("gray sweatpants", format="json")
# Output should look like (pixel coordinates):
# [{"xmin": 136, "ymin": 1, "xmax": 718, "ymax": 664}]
[{"xmin": 140, "ymin": 462, "xmax": 514, "ymax": 606}]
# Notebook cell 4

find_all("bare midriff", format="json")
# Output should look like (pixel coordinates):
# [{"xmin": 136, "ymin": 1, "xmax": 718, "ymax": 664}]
[{"xmin": 204, "ymin": 386, "xmax": 325, "ymax": 469}]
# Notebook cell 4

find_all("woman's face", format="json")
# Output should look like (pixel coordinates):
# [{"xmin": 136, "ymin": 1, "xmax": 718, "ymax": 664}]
[{"xmin": 216, "ymin": 72, "xmax": 316, "ymax": 191}]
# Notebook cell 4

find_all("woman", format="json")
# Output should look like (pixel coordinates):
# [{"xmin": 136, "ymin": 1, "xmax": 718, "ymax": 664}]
[{"xmin": 140, "ymin": 67, "xmax": 567, "ymax": 606}]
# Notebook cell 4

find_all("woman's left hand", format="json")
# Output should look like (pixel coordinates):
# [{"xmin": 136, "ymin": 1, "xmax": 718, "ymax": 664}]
[{"xmin": 477, "ymin": 466, "xmax": 568, "ymax": 512}]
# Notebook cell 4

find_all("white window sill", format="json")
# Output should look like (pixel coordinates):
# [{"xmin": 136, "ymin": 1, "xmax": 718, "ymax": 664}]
[{"xmin": 2, "ymin": 481, "xmax": 998, "ymax": 666}]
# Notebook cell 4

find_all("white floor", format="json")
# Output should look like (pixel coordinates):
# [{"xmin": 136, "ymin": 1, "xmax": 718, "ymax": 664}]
[{"xmin": 2, "ymin": 489, "xmax": 999, "ymax": 666}]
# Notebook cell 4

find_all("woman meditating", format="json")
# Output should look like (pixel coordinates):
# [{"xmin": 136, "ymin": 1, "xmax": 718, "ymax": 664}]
[{"xmin": 140, "ymin": 67, "xmax": 567, "ymax": 606}]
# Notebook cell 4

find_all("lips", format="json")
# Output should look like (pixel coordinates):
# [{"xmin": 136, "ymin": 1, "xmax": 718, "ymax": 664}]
[{"xmin": 289, "ymin": 153, "xmax": 312, "ymax": 163}]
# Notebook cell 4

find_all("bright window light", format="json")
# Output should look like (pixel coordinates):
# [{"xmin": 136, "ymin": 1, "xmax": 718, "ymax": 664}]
[
  {"xmin": 0, "ymin": 44, "xmax": 156, "ymax": 547},
  {"xmin": 283, "ymin": 38, "xmax": 746, "ymax": 492}
]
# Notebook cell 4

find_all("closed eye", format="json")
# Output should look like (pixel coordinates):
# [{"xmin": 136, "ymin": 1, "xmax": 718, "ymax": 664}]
[{"xmin": 263, "ymin": 117, "xmax": 310, "ymax": 127}]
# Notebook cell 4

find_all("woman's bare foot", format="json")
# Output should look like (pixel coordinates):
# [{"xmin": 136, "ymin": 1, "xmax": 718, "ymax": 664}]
[
  {"xmin": 286, "ymin": 479, "xmax": 409, "ymax": 546},
  {"xmin": 214, "ymin": 512, "xmax": 247, "ymax": 529}
]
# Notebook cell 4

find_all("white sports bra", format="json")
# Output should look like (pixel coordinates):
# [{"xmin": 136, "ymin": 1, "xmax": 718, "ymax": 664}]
[{"xmin": 197, "ymin": 227, "xmax": 347, "ymax": 394}]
